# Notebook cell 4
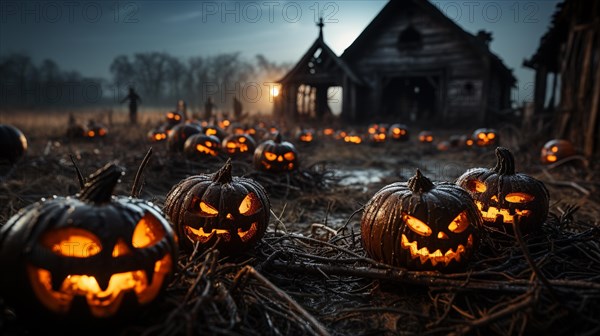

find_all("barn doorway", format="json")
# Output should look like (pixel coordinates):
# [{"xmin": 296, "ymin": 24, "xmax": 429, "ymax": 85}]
[{"xmin": 382, "ymin": 76, "xmax": 438, "ymax": 122}]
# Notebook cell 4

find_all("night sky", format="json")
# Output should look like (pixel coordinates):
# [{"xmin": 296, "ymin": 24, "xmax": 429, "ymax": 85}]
[{"xmin": 1, "ymin": 0, "xmax": 561, "ymax": 105}]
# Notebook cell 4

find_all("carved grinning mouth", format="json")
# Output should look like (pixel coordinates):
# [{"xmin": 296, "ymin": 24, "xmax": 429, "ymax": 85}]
[
  {"xmin": 195, "ymin": 144, "xmax": 218, "ymax": 156},
  {"xmin": 186, "ymin": 222, "xmax": 258, "ymax": 243},
  {"xmin": 26, "ymin": 254, "xmax": 172, "ymax": 318},
  {"xmin": 401, "ymin": 234, "xmax": 473, "ymax": 267},
  {"xmin": 475, "ymin": 201, "xmax": 531, "ymax": 224}
]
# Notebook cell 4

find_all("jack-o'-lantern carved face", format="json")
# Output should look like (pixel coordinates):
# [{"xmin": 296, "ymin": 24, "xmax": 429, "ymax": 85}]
[
  {"xmin": 202, "ymin": 125, "xmax": 227, "ymax": 140},
  {"xmin": 184, "ymin": 134, "xmax": 221, "ymax": 158},
  {"xmin": 84, "ymin": 122, "xmax": 108, "ymax": 139},
  {"xmin": 167, "ymin": 124, "xmax": 202, "ymax": 152},
  {"xmin": 166, "ymin": 111, "xmax": 183, "ymax": 125},
  {"xmin": 388, "ymin": 124, "xmax": 409, "ymax": 141},
  {"xmin": 540, "ymin": 139, "xmax": 575, "ymax": 164},
  {"xmin": 344, "ymin": 133, "xmax": 362, "ymax": 144},
  {"xmin": 164, "ymin": 160, "xmax": 270, "ymax": 254},
  {"xmin": 456, "ymin": 147, "xmax": 549, "ymax": 233},
  {"xmin": 223, "ymin": 134, "xmax": 256, "ymax": 157},
  {"xmin": 296, "ymin": 129, "xmax": 315, "ymax": 143},
  {"xmin": 418, "ymin": 131, "xmax": 433, "ymax": 143},
  {"xmin": 361, "ymin": 170, "xmax": 481, "ymax": 271},
  {"xmin": 253, "ymin": 133, "xmax": 299, "ymax": 173},
  {"xmin": 472, "ymin": 128, "xmax": 499, "ymax": 147},
  {"xmin": 0, "ymin": 164, "xmax": 177, "ymax": 320},
  {"xmin": 148, "ymin": 124, "xmax": 169, "ymax": 143}
]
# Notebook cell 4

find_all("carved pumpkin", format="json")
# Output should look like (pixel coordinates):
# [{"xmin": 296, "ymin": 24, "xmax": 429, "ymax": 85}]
[
  {"xmin": 388, "ymin": 124, "xmax": 410, "ymax": 142},
  {"xmin": 164, "ymin": 160, "xmax": 270, "ymax": 254},
  {"xmin": 437, "ymin": 141, "xmax": 450, "ymax": 151},
  {"xmin": 202, "ymin": 125, "xmax": 227, "ymax": 141},
  {"xmin": 183, "ymin": 134, "xmax": 222, "ymax": 158},
  {"xmin": 361, "ymin": 170, "xmax": 480, "ymax": 271},
  {"xmin": 456, "ymin": 147, "xmax": 549, "ymax": 233},
  {"xmin": 472, "ymin": 128, "xmax": 499, "ymax": 147},
  {"xmin": 167, "ymin": 123, "xmax": 202, "ymax": 152},
  {"xmin": 296, "ymin": 128, "xmax": 315, "ymax": 143},
  {"xmin": 418, "ymin": 131, "xmax": 434, "ymax": 143},
  {"xmin": 0, "ymin": 164, "xmax": 177, "ymax": 320},
  {"xmin": 335, "ymin": 130, "xmax": 348, "ymax": 140},
  {"xmin": 322, "ymin": 128, "xmax": 335, "ymax": 137},
  {"xmin": 223, "ymin": 134, "xmax": 256, "ymax": 157},
  {"xmin": 165, "ymin": 111, "xmax": 184, "ymax": 126},
  {"xmin": 218, "ymin": 118, "xmax": 231, "ymax": 130},
  {"xmin": 253, "ymin": 133, "xmax": 299, "ymax": 173},
  {"xmin": 540, "ymin": 139, "xmax": 575, "ymax": 164},
  {"xmin": 343, "ymin": 132, "xmax": 363, "ymax": 144},
  {"xmin": 147, "ymin": 124, "xmax": 169, "ymax": 143},
  {"xmin": 0, "ymin": 124, "xmax": 28, "ymax": 163},
  {"xmin": 84, "ymin": 121, "xmax": 108, "ymax": 139}
]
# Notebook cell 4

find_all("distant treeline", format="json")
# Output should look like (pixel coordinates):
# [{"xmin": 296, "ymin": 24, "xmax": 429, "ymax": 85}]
[
  {"xmin": 0, "ymin": 52, "xmax": 291, "ymax": 111},
  {"xmin": 0, "ymin": 54, "xmax": 107, "ymax": 107}
]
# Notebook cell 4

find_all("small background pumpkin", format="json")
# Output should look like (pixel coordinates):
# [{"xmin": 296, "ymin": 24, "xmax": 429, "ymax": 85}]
[
  {"xmin": 0, "ymin": 124, "xmax": 28, "ymax": 163},
  {"xmin": 540, "ymin": 139, "xmax": 576, "ymax": 164},
  {"xmin": 253, "ymin": 133, "xmax": 299, "ymax": 173}
]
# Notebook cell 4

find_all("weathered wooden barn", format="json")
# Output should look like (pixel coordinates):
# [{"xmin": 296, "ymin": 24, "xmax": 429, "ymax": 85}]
[
  {"xmin": 275, "ymin": 0, "xmax": 515, "ymax": 125},
  {"xmin": 524, "ymin": 0, "xmax": 599, "ymax": 157}
]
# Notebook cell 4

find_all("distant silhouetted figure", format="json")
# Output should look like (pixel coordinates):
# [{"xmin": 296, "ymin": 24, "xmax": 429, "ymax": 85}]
[
  {"xmin": 233, "ymin": 97, "xmax": 243, "ymax": 120},
  {"xmin": 176, "ymin": 99, "xmax": 188, "ymax": 120},
  {"xmin": 121, "ymin": 87, "xmax": 142, "ymax": 124},
  {"xmin": 204, "ymin": 97, "xmax": 215, "ymax": 121}
]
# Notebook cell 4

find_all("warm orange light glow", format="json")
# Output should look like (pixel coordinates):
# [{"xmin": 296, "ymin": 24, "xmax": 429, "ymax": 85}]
[
  {"xmin": 545, "ymin": 154, "xmax": 557, "ymax": 162},
  {"xmin": 264, "ymin": 152, "xmax": 277, "ymax": 161},
  {"xmin": 344, "ymin": 135, "xmax": 362, "ymax": 144},
  {"xmin": 505, "ymin": 193, "xmax": 534, "ymax": 203},
  {"xmin": 41, "ymin": 228, "xmax": 102, "ymax": 258},
  {"xmin": 205, "ymin": 129, "xmax": 217, "ymax": 136},
  {"xmin": 300, "ymin": 133, "xmax": 314, "ymax": 142},
  {"xmin": 323, "ymin": 128, "xmax": 334, "ymax": 136},
  {"xmin": 448, "ymin": 211, "xmax": 469, "ymax": 233},
  {"xmin": 468, "ymin": 180, "xmax": 487, "ymax": 193},
  {"xmin": 186, "ymin": 226, "xmax": 231, "ymax": 243},
  {"xmin": 475, "ymin": 201, "xmax": 531, "ymax": 224},
  {"xmin": 272, "ymin": 86, "xmax": 280, "ymax": 97},
  {"xmin": 466, "ymin": 139, "xmax": 474, "ymax": 146},
  {"xmin": 401, "ymin": 234, "xmax": 473, "ymax": 266},
  {"xmin": 27, "ymin": 254, "xmax": 172, "ymax": 317},
  {"xmin": 487, "ymin": 133, "xmax": 495, "ymax": 139},
  {"xmin": 238, "ymin": 222, "xmax": 257, "ymax": 242},
  {"xmin": 132, "ymin": 215, "xmax": 166, "ymax": 248},
  {"xmin": 283, "ymin": 152, "xmax": 296, "ymax": 161},
  {"xmin": 404, "ymin": 214, "xmax": 432, "ymax": 236},
  {"xmin": 88, "ymin": 131, "xmax": 95, "ymax": 137},
  {"xmin": 551, "ymin": 146, "xmax": 559, "ymax": 152},
  {"xmin": 98, "ymin": 129, "xmax": 107, "ymax": 136},
  {"xmin": 239, "ymin": 193, "xmax": 260, "ymax": 215},
  {"xmin": 199, "ymin": 201, "xmax": 219, "ymax": 216}
]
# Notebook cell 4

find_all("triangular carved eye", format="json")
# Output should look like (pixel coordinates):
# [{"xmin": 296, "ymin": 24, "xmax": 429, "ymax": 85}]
[
  {"xmin": 199, "ymin": 201, "xmax": 219, "ymax": 217},
  {"xmin": 133, "ymin": 214, "xmax": 166, "ymax": 248},
  {"xmin": 264, "ymin": 152, "xmax": 277, "ymax": 161},
  {"xmin": 467, "ymin": 179, "xmax": 487, "ymax": 193},
  {"xmin": 283, "ymin": 152, "xmax": 295, "ymax": 161},
  {"xmin": 403, "ymin": 214, "xmax": 432, "ymax": 236},
  {"xmin": 40, "ymin": 228, "xmax": 102, "ymax": 258},
  {"xmin": 505, "ymin": 193, "xmax": 534, "ymax": 203},
  {"xmin": 239, "ymin": 193, "xmax": 261, "ymax": 216},
  {"xmin": 448, "ymin": 211, "xmax": 469, "ymax": 233}
]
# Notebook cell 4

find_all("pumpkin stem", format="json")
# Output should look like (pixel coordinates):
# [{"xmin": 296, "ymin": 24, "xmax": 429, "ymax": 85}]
[
  {"xmin": 80, "ymin": 163, "xmax": 125, "ymax": 204},
  {"xmin": 69, "ymin": 154, "xmax": 85, "ymax": 189},
  {"xmin": 408, "ymin": 169, "xmax": 434, "ymax": 193},
  {"xmin": 212, "ymin": 158, "xmax": 233, "ymax": 184},
  {"xmin": 131, "ymin": 147, "xmax": 153, "ymax": 197},
  {"xmin": 493, "ymin": 147, "xmax": 516, "ymax": 175},
  {"xmin": 275, "ymin": 132, "xmax": 282, "ymax": 144}
]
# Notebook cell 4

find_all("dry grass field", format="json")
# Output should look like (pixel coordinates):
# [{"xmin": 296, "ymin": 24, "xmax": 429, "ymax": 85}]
[{"xmin": 1, "ymin": 109, "xmax": 599, "ymax": 335}]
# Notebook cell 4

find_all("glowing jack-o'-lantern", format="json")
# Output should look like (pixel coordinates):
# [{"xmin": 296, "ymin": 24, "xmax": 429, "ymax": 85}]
[
  {"xmin": 418, "ymin": 131, "xmax": 434, "ymax": 143},
  {"xmin": 0, "ymin": 164, "xmax": 177, "ymax": 320},
  {"xmin": 0, "ymin": 124, "xmax": 28, "ymax": 163},
  {"xmin": 166, "ymin": 111, "xmax": 184, "ymax": 126},
  {"xmin": 296, "ymin": 128, "xmax": 315, "ymax": 143},
  {"xmin": 167, "ymin": 123, "xmax": 202, "ymax": 152},
  {"xmin": 253, "ymin": 133, "xmax": 299, "ymax": 173},
  {"xmin": 222, "ymin": 134, "xmax": 256, "ymax": 157},
  {"xmin": 472, "ymin": 128, "xmax": 499, "ymax": 147},
  {"xmin": 164, "ymin": 159, "xmax": 270, "ymax": 254},
  {"xmin": 84, "ymin": 121, "xmax": 108, "ymax": 139},
  {"xmin": 361, "ymin": 170, "xmax": 481, "ymax": 271},
  {"xmin": 322, "ymin": 128, "xmax": 335, "ymax": 137},
  {"xmin": 335, "ymin": 130, "xmax": 348, "ymax": 140},
  {"xmin": 388, "ymin": 124, "xmax": 409, "ymax": 142},
  {"xmin": 184, "ymin": 134, "xmax": 222, "ymax": 158},
  {"xmin": 456, "ymin": 147, "xmax": 549, "ymax": 233},
  {"xmin": 148, "ymin": 124, "xmax": 169, "ymax": 143},
  {"xmin": 202, "ymin": 125, "xmax": 227, "ymax": 141},
  {"xmin": 540, "ymin": 139, "xmax": 575, "ymax": 164},
  {"xmin": 344, "ymin": 132, "xmax": 363, "ymax": 144}
]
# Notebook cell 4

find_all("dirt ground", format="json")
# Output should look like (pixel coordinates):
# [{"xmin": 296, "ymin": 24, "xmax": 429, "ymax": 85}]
[{"xmin": 1, "ymin": 112, "xmax": 599, "ymax": 335}]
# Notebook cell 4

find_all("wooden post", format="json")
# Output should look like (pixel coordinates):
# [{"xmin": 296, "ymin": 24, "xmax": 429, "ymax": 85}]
[{"xmin": 584, "ymin": 49, "xmax": 600, "ymax": 157}]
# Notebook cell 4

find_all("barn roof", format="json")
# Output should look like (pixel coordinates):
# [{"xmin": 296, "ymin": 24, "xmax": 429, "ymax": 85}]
[
  {"xmin": 277, "ymin": 33, "xmax": 363, "ymax": 85},
  {"xmin": 342, "ymin": 0, "xmax": 516, "ymax": 85}
]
